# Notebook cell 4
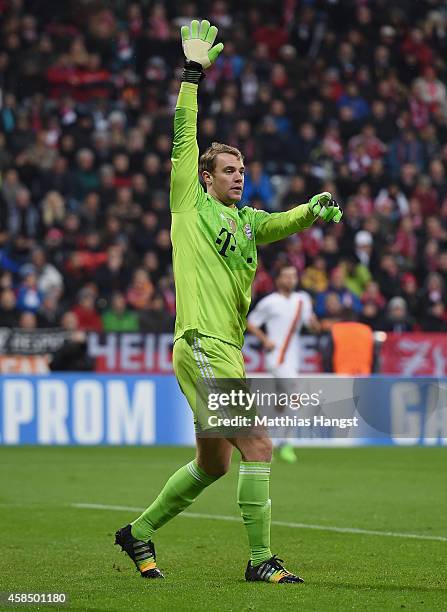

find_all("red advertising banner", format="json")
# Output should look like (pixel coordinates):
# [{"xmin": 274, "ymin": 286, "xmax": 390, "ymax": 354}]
[
  {"xmin": 379, "ymin": 332, "xmax": 447, "ymax": 376},
  {"xmin": 89, "ymin": 333, "xmax": 322, "ymax": 374}
]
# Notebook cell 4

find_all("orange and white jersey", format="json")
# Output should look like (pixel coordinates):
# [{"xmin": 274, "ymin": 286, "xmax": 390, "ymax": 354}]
[{"xmin": 248, "ymin": 291, "xmax": 313, "ymax": 375}]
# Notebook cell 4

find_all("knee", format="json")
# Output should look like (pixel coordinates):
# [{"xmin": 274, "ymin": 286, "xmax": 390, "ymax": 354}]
[
  {"xmin": 241, "ymin": 437, "xmax": 273, "ymax": 463},
  {"xmin": 197, "ymin": 459, "xmax": 230, "ymax": 479}
]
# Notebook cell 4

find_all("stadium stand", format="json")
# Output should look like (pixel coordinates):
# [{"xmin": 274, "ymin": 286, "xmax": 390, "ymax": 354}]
[{"xmin": 1, "ymin": 0, "xmax": 447, "ymax": 333}]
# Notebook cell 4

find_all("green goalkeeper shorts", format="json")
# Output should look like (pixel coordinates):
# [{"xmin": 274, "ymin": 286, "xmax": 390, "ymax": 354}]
[{"xmin": 173, "ymin": 330, "xmax": 247, "ymax": 431}]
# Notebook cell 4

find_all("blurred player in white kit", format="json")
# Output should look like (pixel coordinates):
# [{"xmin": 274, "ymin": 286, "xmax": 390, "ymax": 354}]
[{"xmin": 247, "ymin": 265, "xmax": 319, "ymax": 462}]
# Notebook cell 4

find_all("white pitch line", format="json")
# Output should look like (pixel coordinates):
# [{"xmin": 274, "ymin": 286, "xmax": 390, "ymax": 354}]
[{"xmin": 72, "ymin": 503, "xmax": 447, "ymax": 543}]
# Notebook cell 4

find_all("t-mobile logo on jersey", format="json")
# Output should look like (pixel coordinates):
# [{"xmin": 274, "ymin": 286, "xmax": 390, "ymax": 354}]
[{"xmin": 215, "ymin": 227, "xmax": 237, "ymax": 257}]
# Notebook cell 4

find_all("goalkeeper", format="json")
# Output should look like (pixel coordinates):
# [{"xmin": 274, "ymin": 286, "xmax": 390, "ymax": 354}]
[{"xmin": 115, "ymin": 19, "xmax": 342, "ymax": 584}]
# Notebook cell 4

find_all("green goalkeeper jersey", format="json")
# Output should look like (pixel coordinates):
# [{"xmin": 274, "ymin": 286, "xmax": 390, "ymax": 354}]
[{"xmin": 170, "ymin": 83, "xmax": 318, "ymax": 350}]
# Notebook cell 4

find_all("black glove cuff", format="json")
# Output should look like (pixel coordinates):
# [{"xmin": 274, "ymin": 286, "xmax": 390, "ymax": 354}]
[{"xmin": 182, "ymin": 60, "xmax": 205, "ymax": 84}]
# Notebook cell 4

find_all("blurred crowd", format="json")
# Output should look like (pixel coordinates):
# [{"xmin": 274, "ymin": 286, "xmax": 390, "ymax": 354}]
[{"xmin": 1, "ymin": 0, "xmax": 447, "ymax": 335}]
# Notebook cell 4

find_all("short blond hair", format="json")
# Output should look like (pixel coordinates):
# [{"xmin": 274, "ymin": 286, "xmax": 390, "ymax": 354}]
[{"xmin": 199, "ymin": 142, "xmax": 244, "ymax": 175}]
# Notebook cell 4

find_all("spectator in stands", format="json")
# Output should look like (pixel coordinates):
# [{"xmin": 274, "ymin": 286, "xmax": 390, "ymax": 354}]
[
  {"xmin": 280, "ymin": 175, "xmax": 307, "ymax": 210},
  {"xmin": 420, "ymin": 302, "xmax": 447, "ymax": 332},
  {"xmin": 413, "ymin": 67, "xmax": 447, "ymax": 115},
  {"xmin": 412, "ymin": 175, "xmax": 439, "ymax": 216},
  {"xmin": 359, "ymin": 301, "xmax": 383, "ymax": 330},
  {"xmin": 18, "ymin": 311, "xmax": 38, "ymax": 329},
  {"xmin": 338, "ymin": 82, "xmax": 370, "ymax": 121},
  {"xmin": 7, "ymin": 187, "xmax": 39, "ymax": 255},
  {"xmin": 319, "ymin": 293, "xmax": 345, "ymax": 331},
  {"xmin": 40, "ymin": 190, "xmax": 66, "ymax": 231},
  {"xmin": 30, "ymin": 247, "xmax": 64, "ymax": 297},
  {"xmin": 399, "ymin": 273, "xmax": 420, "ymax": 318},
  {"xmin": 354, "ymin": 230, "xmax": 374, "ymax": 268},
  {"xmin": 16, "ymin": 268, "xmax": 43, "ymax": 313},
  {"xmin": 387, "ymin": 130, "xmax": 425, "ymax": 178},
  {"xmin": 376, "ymin": 254, "xmax": 401, "ymax": 300},
  {"xmin": 102, "ymin": 291, "xmax": 139, "ymax": 332},
  {"xmin": 126, "ymin": 268, "xmax": 154, "ymax": 311},
  {"xmin": 0, "ymin": 289, "xmax": 20, "ymax": 327},
  {"xmin": 315, "ymin": 266, "xmax": 362, "ymax": 317},
  {"xmin": 438, "ymin": 251, "xmax": 447, "ymax": 288},
  {"xmin": 139, "ymin": 293, "xmax": 174, "ymax": 333},
  {"xmin": 242, "ymin": 161, "xmax": 274, "ymax": 209},
  {"xmin": 132, "ymin": 212, "xmax": 159, "ymax": 256},
  {"xmin": 392, "ymin": 217, "xmax": 417, "ymax": 264},
  {"xmin": 70, "ymin": 287, "xmax": 102, "ymax": 332},
  {"xmin": 419, "ymin": 272, "xmax": 446, "ymax": 316},
  {"xmin": 361, "ymin": 281, "xmax": 386, "ymax": 309},
  {"xmin": 382, "ymin": 297, "xmax": 415, "ymax": 332},
  {"xmin": 94, "ymin": 245, "xmax": 131, "ymax": 300},
  {"xmin": 80, "ymin": 192, "xmax": 102, "ymax": 232},
  {"xmin": 301, "ymin": 256, "xmax": 328, "ymax": 295},
  {"xmin": 341, "ymin": 256, "xmax": 371, "ymax": 297},
  {"xmin": 73, "ymin": 148, "xmax": 99, "ymax": 201},
  {"xmin": 37, "ymin": 293, "xmax": 63, "ymax": 328},
  {"xmin": 375, "ymin": 183, "xmax": 409, "ymax": 219}
]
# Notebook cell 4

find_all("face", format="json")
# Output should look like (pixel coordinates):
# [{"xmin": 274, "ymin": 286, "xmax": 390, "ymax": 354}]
[
  {"xmin": 276, "ymin": 267, "xmax": 298, "ymax": 292},
  {"xmin": 80, "ymin": 294, "xmax": 95, "ymax": 309},
  {"xmin": 326, "ymin": 293, "xmax": 342, "ymax": 315},
  {"xmin": 32, "ymin": 250, "xmax": 45, "ymax": 267},
  {"xmin": 61, "ymin": 312, "xmax": 78, "ymax": 331},
  {"xmin": 112, "ymin": 294, "xmax": 126, "ymax": 312},
  {"xmin": 1, "ymin": 289, "xmax": 16, "ymax": 309},
  {"xmin": 390, "ymin": 305, "xmax": 406, "ymax": 321},
  {"xmin": 203, "ymin": 153, "xmax": 244, "ymax": 206},
  {"xmin": 20, "ymin": 312, "xmax": 37, "ymax": 329},
  {"xmin": 24, "ymin": 273, "xmax": 37, "ymax": 287},
  {"xmin": 331, "ymin": 267, "xmax": 345, "ymax": 289}
]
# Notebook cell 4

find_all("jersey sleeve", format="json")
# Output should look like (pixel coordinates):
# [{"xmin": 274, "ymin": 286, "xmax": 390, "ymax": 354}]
[
  {"xmin": 247, "ymin": 297, "xmax": 270, "ymax": 327},
  {"xmin": 170, "ymin": 82, "xmax": 200, "ymax": 213},
  {"xmin": 249, "ymin": 205, "xmax": 318, "ymax": 245}
]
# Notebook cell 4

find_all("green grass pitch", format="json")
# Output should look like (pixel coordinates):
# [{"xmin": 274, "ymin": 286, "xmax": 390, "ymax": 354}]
[{"xmin": 1, "ymin": 446, "xmax": 446, "ymax": 611}]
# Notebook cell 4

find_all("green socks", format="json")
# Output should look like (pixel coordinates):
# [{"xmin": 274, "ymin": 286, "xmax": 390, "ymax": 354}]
[
  {"xmin": 237, "ymin": 461, "xmax": 272, "ymax": 566},
  {"xmin": 131, "ymin": 460, "xmax": 219, "ymax": 541},
  {"xmin": 131, "ymin": 458, "xmax": 273, "ymax": 567}
]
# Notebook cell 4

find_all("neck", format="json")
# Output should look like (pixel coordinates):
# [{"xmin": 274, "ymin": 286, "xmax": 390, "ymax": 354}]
[{"xmin": 278, "ymin": 288, "xmax": 292, "ymax": 297}]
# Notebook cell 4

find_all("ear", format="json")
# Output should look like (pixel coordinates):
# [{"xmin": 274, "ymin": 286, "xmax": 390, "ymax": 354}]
[{"xmin": 202, "ymin": 170, "xmax": 212, "ymax": 186}]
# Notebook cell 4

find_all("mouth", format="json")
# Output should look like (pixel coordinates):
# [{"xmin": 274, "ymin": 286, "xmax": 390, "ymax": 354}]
[{"xmin": 231, "ymin": 187, "xmax": 242, "ymax": 193}]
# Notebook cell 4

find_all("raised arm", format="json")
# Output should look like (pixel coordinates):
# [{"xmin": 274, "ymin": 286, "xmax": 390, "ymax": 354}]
[
  {"xmin": 170, "ymin": 83, "xmax": 200, "ymax": 212},
  {"xmin": 170, "ymin": 20, "xmax": 224, "ymax": 213},
  {"xmin": 253, "ymin": 192, "xmax": 343, "ymax": 245}
]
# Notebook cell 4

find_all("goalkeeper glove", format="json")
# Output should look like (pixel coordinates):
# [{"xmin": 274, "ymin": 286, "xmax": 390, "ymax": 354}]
[
  {"xmin": 181, "ymin": 19, "xmax": 224, "ymax": 84},
  {"xmin": 308, "ymin": 192, "xmax": 343, "ymax": 223}
]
